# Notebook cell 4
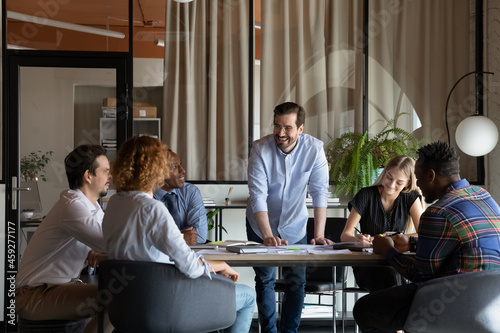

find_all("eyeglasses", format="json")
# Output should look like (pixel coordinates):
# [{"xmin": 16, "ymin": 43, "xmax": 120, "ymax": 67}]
[{"xmin": 273, "ymin": 124, "xmax": 296, "ymax": 133}]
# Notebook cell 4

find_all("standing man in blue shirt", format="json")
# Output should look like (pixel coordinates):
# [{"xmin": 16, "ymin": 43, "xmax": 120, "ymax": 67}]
[
  {"xmin": 154, "ymin": 150, "xmax": 208, "ymax": 245},
  {"xmin": 246, "ymin": 101, "xmax": 333, "ymax": 333}
]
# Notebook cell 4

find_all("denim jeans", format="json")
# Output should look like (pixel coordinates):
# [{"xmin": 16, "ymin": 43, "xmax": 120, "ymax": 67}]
[
  {"xmin": 222, "ymin": 283, "xmax": 256, "ymax": 333},
  {"xmin": 246, "ymin": 220, "xmax": 306, "ymax": 333}
]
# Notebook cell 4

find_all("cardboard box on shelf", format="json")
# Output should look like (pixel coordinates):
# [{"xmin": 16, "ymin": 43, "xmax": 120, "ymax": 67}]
[
  {"xmin": 133, "ymin": 102, "xmax": 157, "ymax": 118},
  {"xmin": 102, "ymin": 97, "xmax": 117, "ymax": 107}
]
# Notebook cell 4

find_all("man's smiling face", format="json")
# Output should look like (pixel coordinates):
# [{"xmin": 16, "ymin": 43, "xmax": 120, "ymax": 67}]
[
  {"xmin": 273, "ymin": 113, "xmax": 303, "ymax": 154},
  {"xmin": 163, "ymin": 152, "xmax": 186, "ymax": 191}
]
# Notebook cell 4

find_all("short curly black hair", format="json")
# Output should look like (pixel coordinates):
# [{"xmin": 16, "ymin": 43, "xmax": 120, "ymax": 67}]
[{"xmin": 417, "ymin": 141, "xmax": 460, "ymax": 178}]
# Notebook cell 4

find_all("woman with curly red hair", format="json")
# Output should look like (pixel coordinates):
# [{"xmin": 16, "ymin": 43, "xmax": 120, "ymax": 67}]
[{"xmin": 102, "ymin": 135, "xmax": 255, "ymax": 332}]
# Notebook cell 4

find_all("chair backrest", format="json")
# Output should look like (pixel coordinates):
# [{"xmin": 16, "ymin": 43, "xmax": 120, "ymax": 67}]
[
  {"xmin": 98, "ymin": 259, "xmax": 236, "ymax": 333},
  {"xmin": 306, "ymin": 217, "xmax": 346, "ymax": 244},
  {"xmin": 305, "ymin": 217, "xmax": 347, "ymax": 283},
  {"xmin": 404, "ymin": 269, "xmax": 500, "ymax": 333}
]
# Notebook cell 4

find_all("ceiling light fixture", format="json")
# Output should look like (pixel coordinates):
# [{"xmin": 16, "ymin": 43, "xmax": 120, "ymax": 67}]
[{"xmin": 7, "ymin": 11, "xmax": 125, "ymax": 39}]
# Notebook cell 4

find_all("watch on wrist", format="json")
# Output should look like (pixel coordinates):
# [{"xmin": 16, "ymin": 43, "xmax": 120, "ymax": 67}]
[{"xmin": 409, "ymin": 236, "xmax": 417, "ymax": 252}]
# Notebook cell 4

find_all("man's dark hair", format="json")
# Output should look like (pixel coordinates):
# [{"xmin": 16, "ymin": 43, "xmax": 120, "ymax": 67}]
[
  {"xmin": 273, "ymin": 102, "xmax": 306, "ymax": 128},
  {"xmin": 417, "ymin": 141, "xmax": 460, "ymax": 178},
  {"xmin": 64, "ymin": 145, "xmax": 107, "ymax": 190}
]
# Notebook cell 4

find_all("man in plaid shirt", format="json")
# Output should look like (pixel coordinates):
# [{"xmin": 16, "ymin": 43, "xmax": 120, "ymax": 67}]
[{"xmin": 353, "ymin": 141, "xmax": 500, "ymax": 333}]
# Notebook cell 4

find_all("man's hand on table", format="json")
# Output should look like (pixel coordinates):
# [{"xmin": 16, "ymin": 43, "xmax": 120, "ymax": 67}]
[
  {"xmin": 372, "ymin": 235, "xmax": 395, "ymax": 256},
  {"xmin": 263, "ymin": 236, "xmax": 288, "ymax": 246},
  {"xmin": 182, "ymin": 227, "xmax": 198, "ymax": 246},
  {"xmin": 310, "ymin": 237, "xmax": 334, "ymax": 245},
  {"xmin": 86, "ymin": 250, "xmax": 107, "ymax": 268},
  {"xmin": 390, "ymin": 233, "xmax": 411, "ymax": 252}
]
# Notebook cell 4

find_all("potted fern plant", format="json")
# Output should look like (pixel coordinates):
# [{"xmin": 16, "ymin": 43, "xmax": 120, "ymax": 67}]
[{"xmin": 325, "ymin": 113, "xmax": 424, "ymax": 199}]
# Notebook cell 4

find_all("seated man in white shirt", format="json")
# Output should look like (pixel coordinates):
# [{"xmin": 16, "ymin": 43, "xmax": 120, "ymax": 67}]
[
  {"xmin": 153, "ymin": 150, "xmax": 208, "ymax": 245},
  {"xmin": 15, "ymin": 144, "xmax": 111, "ymax": 333}
]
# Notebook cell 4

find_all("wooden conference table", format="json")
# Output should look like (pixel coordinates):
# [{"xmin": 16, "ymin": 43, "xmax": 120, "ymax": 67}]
[
  {"xmin": 201, "ymin": 249, "xmax": 386, "ymax": 267},
  {"xmin": 200, "ymin": 247, "xmax": 388, "ymax": 333}
]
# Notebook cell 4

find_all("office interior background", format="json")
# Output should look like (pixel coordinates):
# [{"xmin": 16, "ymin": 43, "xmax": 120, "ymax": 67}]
[{"xmin": 2, "ymin": 0, "xmax": 500, "ymax": 329}]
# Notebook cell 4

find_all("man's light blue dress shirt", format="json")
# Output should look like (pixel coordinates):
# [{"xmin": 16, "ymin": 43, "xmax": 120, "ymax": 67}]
[
  {"xmin": 154, "ymin": 183, "xmax": 208, "ymax": 244},
  {"xmin": 246, "ymin": 134, "xmax": 329, "ymax": 244}
]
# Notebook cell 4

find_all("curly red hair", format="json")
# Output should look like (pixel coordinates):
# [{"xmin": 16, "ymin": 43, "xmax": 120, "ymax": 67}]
[{"xmin": 111, "ymin": 136, "xmax": 170, "ymax": 192}]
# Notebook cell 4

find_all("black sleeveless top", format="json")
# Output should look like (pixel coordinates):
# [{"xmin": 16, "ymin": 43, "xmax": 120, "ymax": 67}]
[{"xmin": 348, "ymin": 186, "xmax": 421, "ymax": 235}]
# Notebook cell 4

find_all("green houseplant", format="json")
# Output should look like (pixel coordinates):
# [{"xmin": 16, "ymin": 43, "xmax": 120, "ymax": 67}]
[
  {"xmin": 325, "ymin": 113, "xmax": 424, "ymax": 199},
  {"xmin": 20, "ymin": 150, "xmax": 54, "ymax": 182},
  {"xmin": 206, "ymin": 208, "xmax": 227, "ymax": 234}
]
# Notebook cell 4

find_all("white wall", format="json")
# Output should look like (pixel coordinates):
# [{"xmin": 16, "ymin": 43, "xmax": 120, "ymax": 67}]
[{"xmin": 20, "ymin": 67, "xmax": 116, "ymax": 216}]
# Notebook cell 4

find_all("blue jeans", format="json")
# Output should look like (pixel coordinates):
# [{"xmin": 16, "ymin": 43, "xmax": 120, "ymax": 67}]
[
  {"xmin": 246, "ymin": 221, "xmax": 306, "ymax": 333},
  {"xmin": 222, "ymin": 283, "xmax": 256, "ymax": 333}
]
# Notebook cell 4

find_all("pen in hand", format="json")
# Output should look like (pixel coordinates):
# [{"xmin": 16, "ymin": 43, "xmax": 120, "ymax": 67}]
[{"xmin": 354, "ymin": 226, "xmax": 372, "ymax": 244}]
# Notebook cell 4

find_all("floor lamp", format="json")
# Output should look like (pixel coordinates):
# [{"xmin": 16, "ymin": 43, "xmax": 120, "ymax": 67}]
[{"xmin": 445, "ymin": 71, "xmax": 498, "ymax": 157}]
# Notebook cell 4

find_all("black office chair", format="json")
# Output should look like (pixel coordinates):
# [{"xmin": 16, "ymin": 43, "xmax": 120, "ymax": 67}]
[
  {"xmin": 404, "ymin": 269, "xmax": 500, "ymax": 333},
  {"xmin": 17, "ymin": 318, "xmax": 90, "ymax": 333},
  {"xmin": 275, "ymin": 217, "xmax": 362, "ymax": 332},
  {"xmin": 97, "ymin": 259, "xmax": 236, "ymax": 333}
]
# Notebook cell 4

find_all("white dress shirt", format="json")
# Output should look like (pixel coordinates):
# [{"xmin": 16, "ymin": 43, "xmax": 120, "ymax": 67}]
[
  {"xmin": 16, "ymin": 189, "xmax": 106, "ymax": 287},
  {"xmin": 102, "ymin": 191, "xmax": 204, "ymax": 279}
]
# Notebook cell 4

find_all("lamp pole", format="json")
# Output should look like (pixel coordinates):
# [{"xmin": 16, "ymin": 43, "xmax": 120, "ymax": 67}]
[{"xmin": 475, "ymin": 0, "xmax": 485, "ymax": 185}]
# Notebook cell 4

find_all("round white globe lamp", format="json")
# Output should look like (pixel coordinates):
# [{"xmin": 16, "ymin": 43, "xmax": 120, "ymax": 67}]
[{"xmin": 455, "ymin": 115, "xmax": 499, "ymax": 156}]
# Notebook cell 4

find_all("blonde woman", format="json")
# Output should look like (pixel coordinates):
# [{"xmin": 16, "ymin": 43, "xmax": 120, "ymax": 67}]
[{"xmin": 340, "ymin": 155, "xmax": 424, "ymax": 291}]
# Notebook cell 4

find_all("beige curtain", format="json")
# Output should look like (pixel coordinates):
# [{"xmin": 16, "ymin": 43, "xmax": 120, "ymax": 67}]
[
  {"xmin": 368, "ymin": 0, "xmax": 473, "ymax": 179},
  {"xmin": 163, "ymin": 0, "xmax": 249, "ymax": 180},
  {"xmin": 259, "ymin": 0, "xmax": 364, "ymax": 143},
  {"xmin": 260, "ymin": 0, "xmax": 475, "ymax": 180}
]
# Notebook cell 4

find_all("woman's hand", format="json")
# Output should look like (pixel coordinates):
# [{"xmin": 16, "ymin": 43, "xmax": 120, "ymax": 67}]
[
  {"xmin": 217, "ymin": 263, "xmax": 240, "ymax": 282},
  {"xmin": 355, "ymin": 233, "xmax": 372, "ymax": 244}
]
